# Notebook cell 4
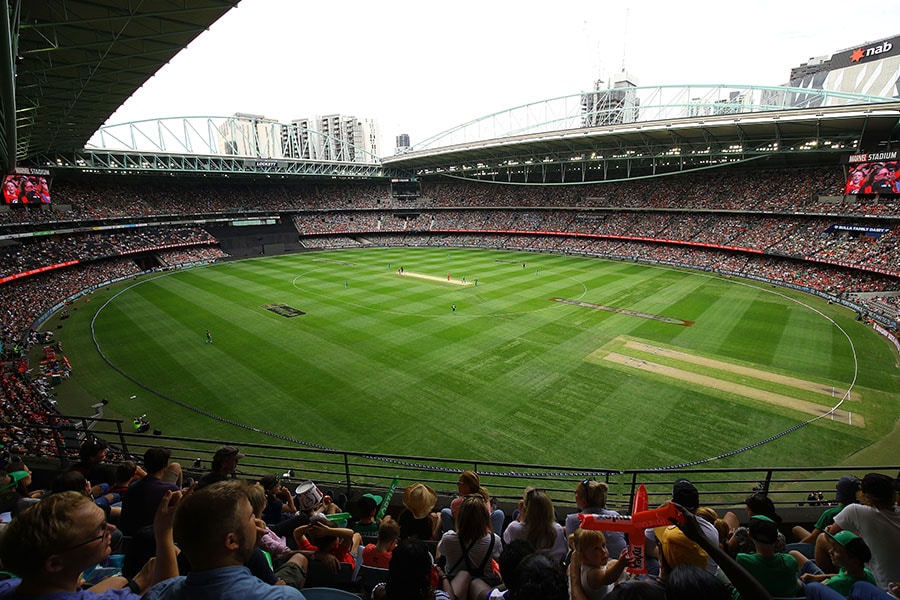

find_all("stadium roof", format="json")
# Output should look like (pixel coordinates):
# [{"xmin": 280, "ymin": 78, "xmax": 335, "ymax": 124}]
[
  {"xmin": 381, "ymin": 103, "xmax": 900, "ymax": 183},
  {"xmin": 2, "ymin": 0, "xmax": 239, "ymax": 173}
]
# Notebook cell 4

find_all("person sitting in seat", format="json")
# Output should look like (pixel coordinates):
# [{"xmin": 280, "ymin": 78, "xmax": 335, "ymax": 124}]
[
  {"xmin": 0, "ymin": 489, "xmax": 180, "ymax": 599},
  {"xmin": 397, "ymin": 483, "xmax": 441, "ymax": 541},
  {"xmin": 441, "ymin": 471, "xmax": 505, "ymax": 536},
  {"xmin": 734, "ymin": 515, "xmax": 801, "ymax": 599},
  {"xmin": 820, "ymin": 472, "xmax": 900, "ymax": 590},
  {"xmin": 792, "ymin": 476, "xmax": 860, "ymax": 546},
  {"xmin": 800, "ymin": 530, "xmax": 877, "ymax": 598},
  {"xmin": 293, "ymin": 515, "xmax": 361, "ymax": 574},
  {"xmin": 245, "ymin": 483, "xmax": 309, "ymax": 591},
  {"xmin": 438, "ymin": 495, "xmax": 503, "ymax": 599},
  {"xmin": 502, "ymin": 488, "xmax": 568, "ymax": 563},
  {"xmin": 372, "ymin": 538, "xmax": 453, "ymax": 600},
  {"xmin": 564, "ymin": 479, "xmax": 626, "ymax": 559},
  {"xmin": 144, "ymin": 480, "xmax": 305, "ymax": 600},
  {"xmin": 363, "ymin": 516, "xmax": 400, "ymax": 568},
  {"xmin": 196, "ymin": 446, "xmax": 243, "ymax": 489},
  {"xmin": 567, "ymin": 527, "xmax": 634, "ymax": 600}
]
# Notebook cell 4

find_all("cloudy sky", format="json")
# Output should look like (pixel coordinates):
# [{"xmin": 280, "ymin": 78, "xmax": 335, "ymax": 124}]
[{"xmin": 103, "ymin": 0, "xmax": 900, "ymax": 155}]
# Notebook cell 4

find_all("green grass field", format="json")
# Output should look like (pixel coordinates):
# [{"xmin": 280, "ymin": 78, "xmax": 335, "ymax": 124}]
[{"xmin": 48, "ymin": 247, "xmax": 900, "ymax": 470}]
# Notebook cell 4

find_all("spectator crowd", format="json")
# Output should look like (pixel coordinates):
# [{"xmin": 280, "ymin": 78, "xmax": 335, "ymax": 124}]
[{"xmin": 0, "ymin": 445, "xmax": 898, "ymax": 600}]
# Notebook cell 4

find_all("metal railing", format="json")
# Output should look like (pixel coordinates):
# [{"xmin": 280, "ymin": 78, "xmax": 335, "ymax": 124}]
[{"xmin": 17, "ymin": 416, "xmax": 896, "ymax": 518}]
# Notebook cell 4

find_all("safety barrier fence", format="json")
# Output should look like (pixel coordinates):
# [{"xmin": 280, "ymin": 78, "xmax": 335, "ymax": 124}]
[{"xmin": 13, "ymin": 415, "xmax": 896, "ymax": 519}]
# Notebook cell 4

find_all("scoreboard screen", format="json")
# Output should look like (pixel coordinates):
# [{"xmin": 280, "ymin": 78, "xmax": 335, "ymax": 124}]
[
  {"xmin": 391, "ymin": 178, "xmax": 421, "ymax": 198},
  {"xmin": 845, "ymin": 161, "xmax": 900, "ymax": 195},
  {"xmin": 3, "ymin": 174, "xmax": 51, "ymax": 204}
]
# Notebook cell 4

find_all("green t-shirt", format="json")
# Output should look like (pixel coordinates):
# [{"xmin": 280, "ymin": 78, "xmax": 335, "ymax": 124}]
[
  {"xmin": 825, "ymin": 568, "xmax": 877, "ymax": 598},
  {"xmin": 734, "ymin": 552, "xmax": 799, "ymax": 599},
  {"xmin": 813, "ymin": 505, "xmax": 843, "ymax": 531},
  {"xmin": 352, "ymin": 521, "xmax": 379, "ymax": 535}
]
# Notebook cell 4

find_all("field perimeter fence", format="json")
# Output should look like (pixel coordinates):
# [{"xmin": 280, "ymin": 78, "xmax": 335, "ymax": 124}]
[{"xmin": 21, "ymin": 415, "xmax": 897, "ymax": 517}]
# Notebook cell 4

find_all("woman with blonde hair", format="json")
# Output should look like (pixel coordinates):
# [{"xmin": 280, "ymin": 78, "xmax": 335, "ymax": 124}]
[
  {"xmin": 503, "ymin": 488, "xmax": 568, "ymax": 563},
  {"xmin": 245, "ymin": 483, "xmax": 309, "ymax": 590},
  {"xmin": 565, "ymin": 479, "xmax": 626, "ymax": 559}
]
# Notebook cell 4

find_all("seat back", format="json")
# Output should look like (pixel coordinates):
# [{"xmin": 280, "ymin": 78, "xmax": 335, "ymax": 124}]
[
  {"xmin": 300, "ymin": 587, "xmax": 362, "ymax": 600},
  {"xmin": 357, "ymin": 564, "xmax": 389, "ymax": 590},
  {"xmin": 305, "ymin": 560, "xmax": 354, "ymax": 589}
]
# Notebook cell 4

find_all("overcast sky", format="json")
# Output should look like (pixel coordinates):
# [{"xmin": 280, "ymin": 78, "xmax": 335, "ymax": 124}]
[{"xmin": 103, "ymin": 0, "xmax": 900, "ymax": 155}]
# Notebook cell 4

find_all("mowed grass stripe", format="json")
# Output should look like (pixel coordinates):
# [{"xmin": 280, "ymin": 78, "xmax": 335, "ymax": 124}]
[{"xmin": 721, "ymin": 295, "xmax": 792, "ymax": 367}]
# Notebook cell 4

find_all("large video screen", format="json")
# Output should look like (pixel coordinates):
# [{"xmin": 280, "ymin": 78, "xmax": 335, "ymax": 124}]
[
  {"xmin": 845, "ymin": 161, "xmax": 900, "ymax": 195},
  {"xmin": 2, "ymin": 174, "xmax": 51, "ymax": 204}
]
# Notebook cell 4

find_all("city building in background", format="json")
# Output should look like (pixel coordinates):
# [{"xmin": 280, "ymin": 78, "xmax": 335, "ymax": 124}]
[
  {"xmin": 395, "ymin": 133, "xmax": 411, "ymax": 154},
  {"xmin": 218, "ymin": 113, "xmax": 284, "ymax": 158},
  {"xmin": 581, "ymin": 70, "xmax": 640, "ymax": 127},
  {"xmin": 789, "ymin": 34, "xmax": 900, "ymax": 98},
  {"xmin": 282, "ymin": 115, "xmax": 379, "ymax": 163}
]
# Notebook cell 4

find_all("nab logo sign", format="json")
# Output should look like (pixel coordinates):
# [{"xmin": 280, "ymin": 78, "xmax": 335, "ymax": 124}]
[{"xmin": 850, "ymin": 41, "xmax": 893, "ymax": 62}]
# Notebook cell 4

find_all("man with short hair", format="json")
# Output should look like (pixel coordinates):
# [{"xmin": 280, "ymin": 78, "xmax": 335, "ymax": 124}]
[
  {"xmin": 0, "ymin": 489, "xmax": 179, "ymax": 599},
  {"xmin": 143, "ymin": 480, "xmax": 306, "ymax": 600},
  {"xmin": 196, "ymin": 446, "xmax": 243, "ymax": 489},
  {"xmin": 120, "ymin": 447, "xmax": 182, "ymax": 535},
  {"xmin": 119, "ymin": 447, "xmax": 182, "ymax": 578}
]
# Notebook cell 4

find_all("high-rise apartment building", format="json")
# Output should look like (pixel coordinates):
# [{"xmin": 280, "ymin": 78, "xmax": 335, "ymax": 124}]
[
  {"xmin": 581, "ymin": 71, "xmax": 640, "ymax": 127},
  {"xmin": 395, "ymin": 133, "xmax": 411, "ymax": 154},
  {"xmin": 282, "ymin": 115, "xmax": 380, "ymax": 163},
  {"xmin": 217, "ymin": 113, "xmax": 284, "ymax": 158}
]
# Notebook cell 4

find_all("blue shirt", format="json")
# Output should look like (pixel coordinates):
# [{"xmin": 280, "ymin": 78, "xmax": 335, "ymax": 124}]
[
  {"xmin": 143, "ymin": 566, "xmax": 305, "ymax": 600},
  {"xmin": 0, "ymin": 579, "xmax": 140, "ymax": 600}
]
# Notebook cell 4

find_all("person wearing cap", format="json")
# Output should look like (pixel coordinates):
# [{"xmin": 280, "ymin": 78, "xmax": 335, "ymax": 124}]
[
  {"xmin": 821, "ymin": 472, "xmax": 900, "ymax": 590},
  {"xmin": 614, "ymin": 503, "xmax": 772, "ymax": 600},
  {"xmin": 398, "ymin": 483, "xmax": 441, "ymax": 541},
  {"xmin": 351, "ymin": 492, "xmax": 384, "ymax": 535},
  {"xmin": 197, "ymin": 446, "xmax": 244, "ymax": 489},
  {"xmin": 0, "ymin": 466, "xmax": 38, "ymax": 515},
  {"xmin": 800, "ymin": 530, "xmax": 877, "ymax": 599},
  {"xmin": 724, "ymin": 491, "xmax": 786, "ymax": 555},
  {"xmin": 644, "ymin": 479, "xmax": 719, "ymax": 575},
  {"xmin": 734, "ymin": 515, "xmax": 801, "ymax": 598},
  {"xmin": 793, "ymin": 476, "xmax": 860, "ymax": 546}
]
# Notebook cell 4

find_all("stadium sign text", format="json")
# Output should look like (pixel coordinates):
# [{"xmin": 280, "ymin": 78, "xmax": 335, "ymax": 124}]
[
  {"xmin": 848, "ymin": 151, "xmax": 898, "ymax": 163},
  {"xmin": 13, "ymin": 166, "xmax": 51, "ymax": 176},
  {"xmin": 850, "ymin": 41, "xmax": 893, "ymax": 63}
]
